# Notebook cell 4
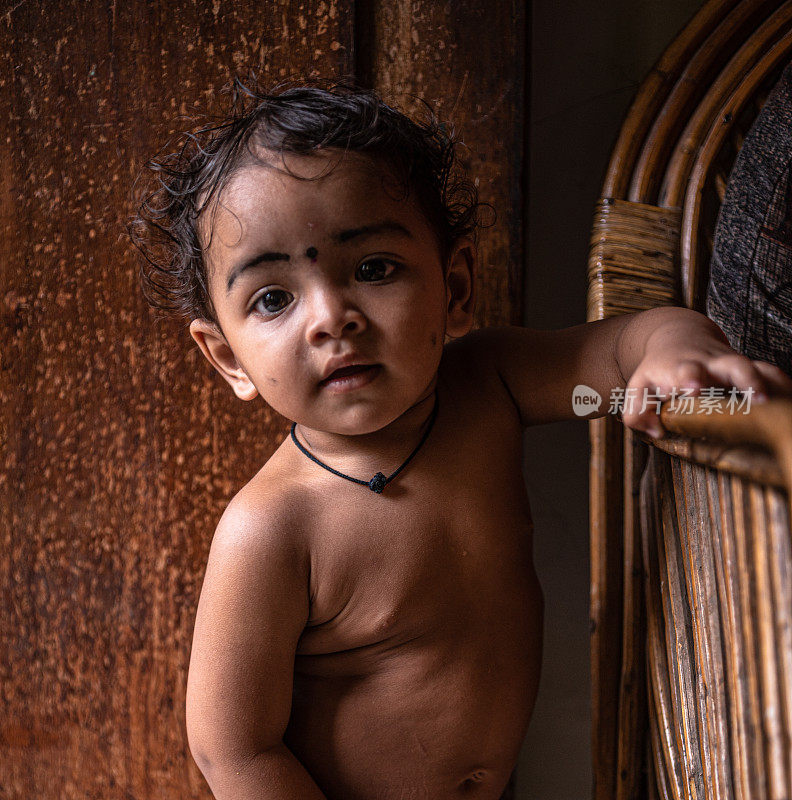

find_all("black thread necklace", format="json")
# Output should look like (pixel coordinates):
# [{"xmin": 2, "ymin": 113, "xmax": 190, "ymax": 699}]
[{"xmin": 290, "ymin": 391, "xmax": 439, "ymax": 494}]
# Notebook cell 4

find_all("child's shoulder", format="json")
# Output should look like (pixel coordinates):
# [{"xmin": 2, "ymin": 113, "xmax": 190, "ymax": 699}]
[
  {"xmin": 208, "ymin": 451, "xmax": 314, "ymax": 569},
  {"xmin": 440, "ymin": 326, "xmax": 522, "ymax": 411},
  {"xmin": 442, "ymin": 325, "xmax": 514, "ymax": 372}
]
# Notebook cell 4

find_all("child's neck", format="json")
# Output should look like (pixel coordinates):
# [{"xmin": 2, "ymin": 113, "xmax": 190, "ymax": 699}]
[{"xmin": 293, "ymin": 378, "xmax": 438, "ymax": 477}]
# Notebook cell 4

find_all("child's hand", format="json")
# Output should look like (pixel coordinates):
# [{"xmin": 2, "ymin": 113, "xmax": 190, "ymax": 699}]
[{"xmin": 618, "ymin": 310, "xmax": 792, "ymax": 438}]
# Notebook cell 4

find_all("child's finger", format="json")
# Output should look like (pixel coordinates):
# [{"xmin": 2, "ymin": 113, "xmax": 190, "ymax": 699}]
[
  {"xmin": 620, "ymin": 379, "xmax": 665, "ymax": 437},
  {"xmin": 671, "ymin": 360, "xmax": 706, "ymax": 394},
  {"xmin": 696, "ymin": 353, "xmax": 769, "ymax": 398},
  {"xmin": 621, "ymin": 359, "xmax": 791, "ymax": 440}
]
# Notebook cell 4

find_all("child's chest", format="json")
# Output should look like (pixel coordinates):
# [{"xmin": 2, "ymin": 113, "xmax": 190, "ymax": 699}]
[{"xmin": 294, "ymin": 396, "xmax": 537, "ymax": 664}]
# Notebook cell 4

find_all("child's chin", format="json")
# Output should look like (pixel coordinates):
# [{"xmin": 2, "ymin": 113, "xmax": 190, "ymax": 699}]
[
  {"xmin": 323, "ymin": 407, "xmax": 405, "ymax": 437},
  {"xmin": 331, "ymin": 417, "xmax": 396, "ymax": 437}
]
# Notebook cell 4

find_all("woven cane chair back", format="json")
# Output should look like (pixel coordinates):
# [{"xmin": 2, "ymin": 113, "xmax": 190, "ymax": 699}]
[{"xmin": 587, "ymin": 3, "xmax": 792, "ymax": 798}]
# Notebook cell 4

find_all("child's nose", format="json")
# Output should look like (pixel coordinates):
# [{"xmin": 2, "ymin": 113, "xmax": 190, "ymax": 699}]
[{"xmin": 305, "ymin": 287, "xmax": 367, "ymax": 343}]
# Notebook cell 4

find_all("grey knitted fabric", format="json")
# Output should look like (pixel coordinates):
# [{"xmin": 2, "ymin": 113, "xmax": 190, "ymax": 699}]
[{"xmin": 706, "ymin": 61, "xmax": 792, "ymax": 377}]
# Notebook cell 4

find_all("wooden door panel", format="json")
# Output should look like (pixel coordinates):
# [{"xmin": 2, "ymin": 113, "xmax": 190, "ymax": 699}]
[{"xmin": 0, "ymin": 2, "xmax": 524, "ymax": 797}]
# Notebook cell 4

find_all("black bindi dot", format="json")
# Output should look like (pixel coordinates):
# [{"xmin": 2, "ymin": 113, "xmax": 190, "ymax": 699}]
[{"xmin": 305, "ymin": 246, "xmax": 318, "ymax": 260}]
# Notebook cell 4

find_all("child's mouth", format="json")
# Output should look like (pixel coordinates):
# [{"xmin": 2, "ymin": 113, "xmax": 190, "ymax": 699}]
[{"xmin": 320, "ymin": 364, "xmax": 381, "ymax": 390}]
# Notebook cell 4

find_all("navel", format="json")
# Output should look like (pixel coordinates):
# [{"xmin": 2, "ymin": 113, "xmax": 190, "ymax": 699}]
[{"xmin": 458, "ymin": 768, "xmax": 491, "ymax": 791}]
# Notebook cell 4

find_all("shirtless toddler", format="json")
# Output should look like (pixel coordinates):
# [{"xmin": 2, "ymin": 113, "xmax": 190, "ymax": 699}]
[{"xmin": 130, "ymin": 81, "xmax": 792, "ymax": 799}]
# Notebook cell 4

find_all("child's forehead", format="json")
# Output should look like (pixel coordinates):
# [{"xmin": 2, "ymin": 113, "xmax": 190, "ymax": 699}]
[
  {"xmin": 208, "ymin": 149, "xmax": 418, "ymax": 234},
  {"xmin": 198, "ymin": 149, "xmax": 437, "ymax": 276}
]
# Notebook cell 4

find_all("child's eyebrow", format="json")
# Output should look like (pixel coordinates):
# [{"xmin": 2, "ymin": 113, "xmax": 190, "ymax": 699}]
[
  {"xmin": 226, "ymin": 251, "xmax": 291, "ymax": 293},
  {"xmin": 225, "ymin": 219, "xmax": 412, "ymax": 294}
]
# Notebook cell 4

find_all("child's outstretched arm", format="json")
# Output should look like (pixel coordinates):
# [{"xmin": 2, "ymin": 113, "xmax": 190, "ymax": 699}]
[
  {"xmin": 464, "ymin": 307, "xmax": 792, "ymax": 435},
  {"xmin": 185, "ymin": 495, "xmax": 327, "ymax": 800}
]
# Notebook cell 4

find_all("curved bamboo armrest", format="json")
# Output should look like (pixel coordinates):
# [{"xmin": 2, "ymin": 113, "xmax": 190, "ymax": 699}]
[{"xmin": 634, "ymin": 396, "xmax": 792, "ymax": 498}]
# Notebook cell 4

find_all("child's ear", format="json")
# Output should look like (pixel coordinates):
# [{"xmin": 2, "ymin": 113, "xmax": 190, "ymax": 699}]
[
  {"xmin": 189, "ymin": 318, "xmax": 259, "ymax": 401},
  {"xmin": 444, "ymin": 237, "xmax": 476, "ymax": 338}
]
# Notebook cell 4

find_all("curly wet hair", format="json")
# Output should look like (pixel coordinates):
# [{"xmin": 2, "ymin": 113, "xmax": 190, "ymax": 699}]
[{"xmin": 127, "ymin": 77, "xmax": 488, "ymax": 326}]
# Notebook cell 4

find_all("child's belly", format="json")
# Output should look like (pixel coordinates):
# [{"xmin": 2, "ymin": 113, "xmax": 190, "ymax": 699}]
[{"xmin": 287, "ymin": 566, "xmax": 543, "ymax": 800}]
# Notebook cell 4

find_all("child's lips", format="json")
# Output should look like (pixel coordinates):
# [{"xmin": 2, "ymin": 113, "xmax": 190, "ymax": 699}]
[{"xmin": 319, "ymin": 364, "xmax": 381, "ymax": 391}]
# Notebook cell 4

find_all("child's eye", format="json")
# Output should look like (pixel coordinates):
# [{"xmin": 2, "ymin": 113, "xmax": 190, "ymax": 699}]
[
  {"xmin": 355, "ymin": 258, "xmax": 395, "ymax": 282},
  {"xmin": 252, "ymin": 289, "xmax": 293, "ymax": 315}
]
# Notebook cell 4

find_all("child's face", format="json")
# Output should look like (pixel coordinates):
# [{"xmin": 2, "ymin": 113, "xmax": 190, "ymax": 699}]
[{"xmin": 189, "ymin": 150, "xmax": 475, "ymax": 435}]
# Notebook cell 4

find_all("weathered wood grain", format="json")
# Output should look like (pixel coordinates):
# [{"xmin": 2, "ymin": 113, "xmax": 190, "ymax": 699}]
[
  {"xmin": 714, "ymin": 471, "xmax": 758, "ymax": 800},
  {"xmin": 642, "ymin": 450, "xmax": 686, "ymax": 800},
  {"xmin": 615, "ymin": 430, "xmax": 648, "ymax": 800},
  {"xmin": 1, "ymin": 1, "xmax": 527, "ymax": 798},
  {"xmin": 659, "ymin": 456, "xmax": 706, "ymax": 800},
  {"xmin": 589, "ymin": 412, "xmax": 625, "ymax": 797},
  {"xmin": 766, "ymin": 488, "xmax": 792, "ymax": 787},
  {"xmin": 642, "ymin": 452, "xmax": 792, "ymax": 800}
]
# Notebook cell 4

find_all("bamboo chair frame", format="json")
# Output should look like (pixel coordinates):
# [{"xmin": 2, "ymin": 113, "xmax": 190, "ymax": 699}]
[{"xmin": 587, "ymin": 3, "xmax": 792, "ymax": 798}]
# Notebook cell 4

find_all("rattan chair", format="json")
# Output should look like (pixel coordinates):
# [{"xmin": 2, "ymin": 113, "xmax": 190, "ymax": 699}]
[{"xmin": 587, "ymin": 2, "xmax": 792, "ymax": 798}]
